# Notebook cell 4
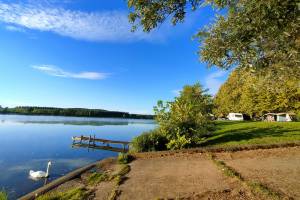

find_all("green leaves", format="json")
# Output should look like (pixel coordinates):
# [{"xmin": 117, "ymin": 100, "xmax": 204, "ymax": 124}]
[
  {"xmin": 199, "ymin": 0, "xmax": 299, "ymax": 69},
  {"xmin": 214, "ymin": 66, "xmax": 300, "ymax": 118},
  {"xmin": 155, "ymin": 83, "xmax": 214, "ymax": 149},
  {"xmin": 127, "ymin": 0, "xmax": 299, "ymax": 70}
]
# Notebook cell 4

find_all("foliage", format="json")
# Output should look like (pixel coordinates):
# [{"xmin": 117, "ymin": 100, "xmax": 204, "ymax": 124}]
[
  {"xmin": 154, "ymin": 83, "xmax": 214, "ymax": 149},
  {"xmin": 0, "ymin": 106, "xmax": 154, "ymax": 119},
  {"xmin": 200, "ymin": 121, "xmax": 300, "ymax": 147},
  {"xmin": 131, "ymin": 129, "xmax": 168, "ymax": 152},
  {"xmin": 118, "ymin": 153, "xmax": 128, "ymax": 164},
  {"xmin": 128, "ymin": 0, "xmax": 299, "ymax": 70},
  {"xmin": 131, "ymin": 83, "xmax": 214, "ymax": 152},
  {"xmin": 166, "ymin": 132, "xmax": 191, "ymax": 150},
  {"xmin": 214, "ymin": 66, "xmax": 300, "ymax": 118},
  {"xmin": 117, "ymin": 153, "xmax": 133, "ymax": 164},
  {"xmin": 128, "ymin": 0, "xmax": 202, "ymax": 32},
  {"xmin": 0, "ymin": 191, "xmax": 7, "ymax": 200},
  {"xmin": 197, "ymin": 0, "xmax": 299, "ymax": 70},
  {"xmin": 36, "ymin": 187, "xmax": 91, "ymax": 200}
]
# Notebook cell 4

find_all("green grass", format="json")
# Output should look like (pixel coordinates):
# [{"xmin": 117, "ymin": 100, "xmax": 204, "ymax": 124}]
[
  {"xmin": 247, "ymin": 181, "xmax": 281, "ymax": 200},
  {"xmin": 107, "ymin": 165, "xmax": 131, "ymax": 200},
  {"xmin": 36, "ymin": 187, "xmax": 91, "ymax": 200},
  {"xmin": 201, "ymin": 121, "xmax": 300, "ymax": 147},
  {"xmin": 87, "ymin": 172, "xmax": 109, "ymax": 185},
  {"xmin": 0, "ymin": 191, "xmax": 7, "ymax": 200},
  {"xmin": 211, "ymin": 158, "xmax": 243, "ymax": 180}
]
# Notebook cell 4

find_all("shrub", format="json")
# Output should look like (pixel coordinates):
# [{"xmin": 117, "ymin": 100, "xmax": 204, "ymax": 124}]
[
  {"xmin": 117, "ymin": 153, "xmax": 134, "ymax": 164},
  {"xmin": 131, "ymin": 84, "xmax": 215, "ymax": 152},
  {"xmin": 154, "ymin": 83, "xmax": 215, "ymax": 150},
  {"xmin": 131, "ymin": 129, "xmax": 168, "ymax": 152},
  {"xmin": 118, "ymin": 153, "xmax": 129, "ymax": 164}
]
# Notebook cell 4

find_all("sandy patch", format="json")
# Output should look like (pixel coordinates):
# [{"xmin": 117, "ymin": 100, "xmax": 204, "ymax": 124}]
[{"xmin": 118, "ymin": 153, "xmax": 255, "ymax": 199}]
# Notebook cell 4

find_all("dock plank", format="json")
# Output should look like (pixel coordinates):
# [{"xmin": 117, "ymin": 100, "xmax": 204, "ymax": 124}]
[{"xmin": 72, "ymin": 136, "xmax": 130, "ymax": 145}]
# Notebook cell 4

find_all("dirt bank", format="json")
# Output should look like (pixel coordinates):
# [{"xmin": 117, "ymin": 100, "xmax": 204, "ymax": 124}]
[
  {"xmin": 215, "ymin": 146, "xmax": 300, "ymax": 199},
  {"xmin": 119, "ymin": 153, "xmax": 255, "ymax": 200}
]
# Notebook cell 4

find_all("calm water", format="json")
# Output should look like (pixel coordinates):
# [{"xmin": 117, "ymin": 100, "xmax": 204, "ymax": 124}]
[{"xmin": 0, "ymin": 114, "xmax": 155, "ymax": 199}]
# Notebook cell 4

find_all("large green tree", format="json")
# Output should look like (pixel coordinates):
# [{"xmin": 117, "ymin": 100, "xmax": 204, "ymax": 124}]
[
  {"xmin": 128, "ymin": 0, "xmax": 299, "ymax": 70},
  {"xmin": 214, "ymin": 66, "xmax": 300, "ymax": 118}
]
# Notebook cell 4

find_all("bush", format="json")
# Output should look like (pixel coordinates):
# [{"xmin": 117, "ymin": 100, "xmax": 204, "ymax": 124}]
[
  {"xmin": 154, "ymin": 83, "xmax": 215, "ymax": 150},
  {"xmin": 166, "ymin": 131, "xmax": 191, "ymax": 150},
  {"xmin": 117, "ymin": 153, "xmax": 134, "ymax": 164},
  {"xmin": 131, "ymin": 129, "xmax": 168, "ymax": 152},
  {"xmin": 131, "ymin": 84, "xmax": 215, "ymax": 152}
]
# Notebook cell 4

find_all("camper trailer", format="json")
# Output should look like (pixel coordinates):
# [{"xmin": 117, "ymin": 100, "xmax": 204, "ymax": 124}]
[
  {"xmin": 264, "ymin": 113, "xmax": 293, "ymax": 122},
  {"xmin": 227, "ymin": 113, "xmax": 244, "ymax": 121}
]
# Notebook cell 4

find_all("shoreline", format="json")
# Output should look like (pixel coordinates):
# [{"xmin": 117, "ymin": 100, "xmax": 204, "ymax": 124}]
[
  {"xmin": 18, "ymin": 160, "xmax": 102, "ymax": 200},
  {"xmin": 19, "ymin": 141, "xmax": 300, "ymax": 199},
  {"xmin": 0, "ymin": 113, "xmax": 154, "ymax": 120}
]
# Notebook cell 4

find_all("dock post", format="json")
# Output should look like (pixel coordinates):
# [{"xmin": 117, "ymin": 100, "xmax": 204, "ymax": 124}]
[{"xmin": 88, "ymin": 135, "xmax": 91, "ymax": 147}]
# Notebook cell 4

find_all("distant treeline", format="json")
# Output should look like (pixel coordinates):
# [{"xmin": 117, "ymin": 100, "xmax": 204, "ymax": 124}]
[{"xmin": 0, "ymin": 106, "xmax": 154, "ymax": 119}]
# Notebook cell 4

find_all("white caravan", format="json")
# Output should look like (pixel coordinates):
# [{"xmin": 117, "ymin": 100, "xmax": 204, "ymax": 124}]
[{"xmin": 227, "ymin": 113, "xmax": 244, "ymax": 121}]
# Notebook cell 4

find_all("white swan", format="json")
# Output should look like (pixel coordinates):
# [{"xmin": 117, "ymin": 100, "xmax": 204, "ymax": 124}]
[{"xmin": 29, "ymin": 161, "xmax": 52, "ymax": 179}]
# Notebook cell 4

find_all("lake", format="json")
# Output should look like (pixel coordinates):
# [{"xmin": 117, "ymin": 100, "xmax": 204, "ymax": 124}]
[{"xmin": 0, "ymin": 114, "xmax": 155, "ymax": 199}]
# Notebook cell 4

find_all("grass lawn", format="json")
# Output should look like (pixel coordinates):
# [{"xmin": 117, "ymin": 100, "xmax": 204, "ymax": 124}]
[{"xmin": 201, "ymin": 121, "xmax": 300, "ymax": 147}]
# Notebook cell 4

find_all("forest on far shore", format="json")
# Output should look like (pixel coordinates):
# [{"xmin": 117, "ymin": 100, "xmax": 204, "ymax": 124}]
[{"xmin": 0, "ymin": 106, "xmax": 154, "ymax": 119}]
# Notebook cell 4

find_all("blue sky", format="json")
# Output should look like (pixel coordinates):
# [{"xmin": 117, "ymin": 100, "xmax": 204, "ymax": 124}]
[{"xmin": 0, "ymin": 0, "xmax": 228, "ymax": 114}]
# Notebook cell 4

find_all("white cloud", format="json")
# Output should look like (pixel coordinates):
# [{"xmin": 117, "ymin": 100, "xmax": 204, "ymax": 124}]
[
  {"xmin": 205, "ymin": 70, "xmax": 227, "ymax": 95},
  {"xmin": 32, "ymin": 65, "xmax": 110, "ymax": 80},
  {"xmin": 0, "ymin": 2, "xmax": 153, "ymax": 42}
]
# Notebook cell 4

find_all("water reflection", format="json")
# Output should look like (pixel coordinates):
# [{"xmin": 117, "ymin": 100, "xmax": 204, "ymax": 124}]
[
  {"xmin": 23, "ymin": 121, "xmax": 130, "ymax": 126},
  {"xmin": 0, "ymin": 114, "xmax": 155, "ymax": 199},
  {"xmin": 72, "ymin": 143, "xmax": 127, "ymax": 153}
]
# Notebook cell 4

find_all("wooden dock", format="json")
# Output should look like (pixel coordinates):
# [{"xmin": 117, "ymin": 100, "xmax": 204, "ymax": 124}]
[
  {"xmin": 72, "ymin": 143, "xmax": 127, "ymax": 153},
  {"xmin": 72, "ymin": 135, "xmax": 130, "ymax": 152}
]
